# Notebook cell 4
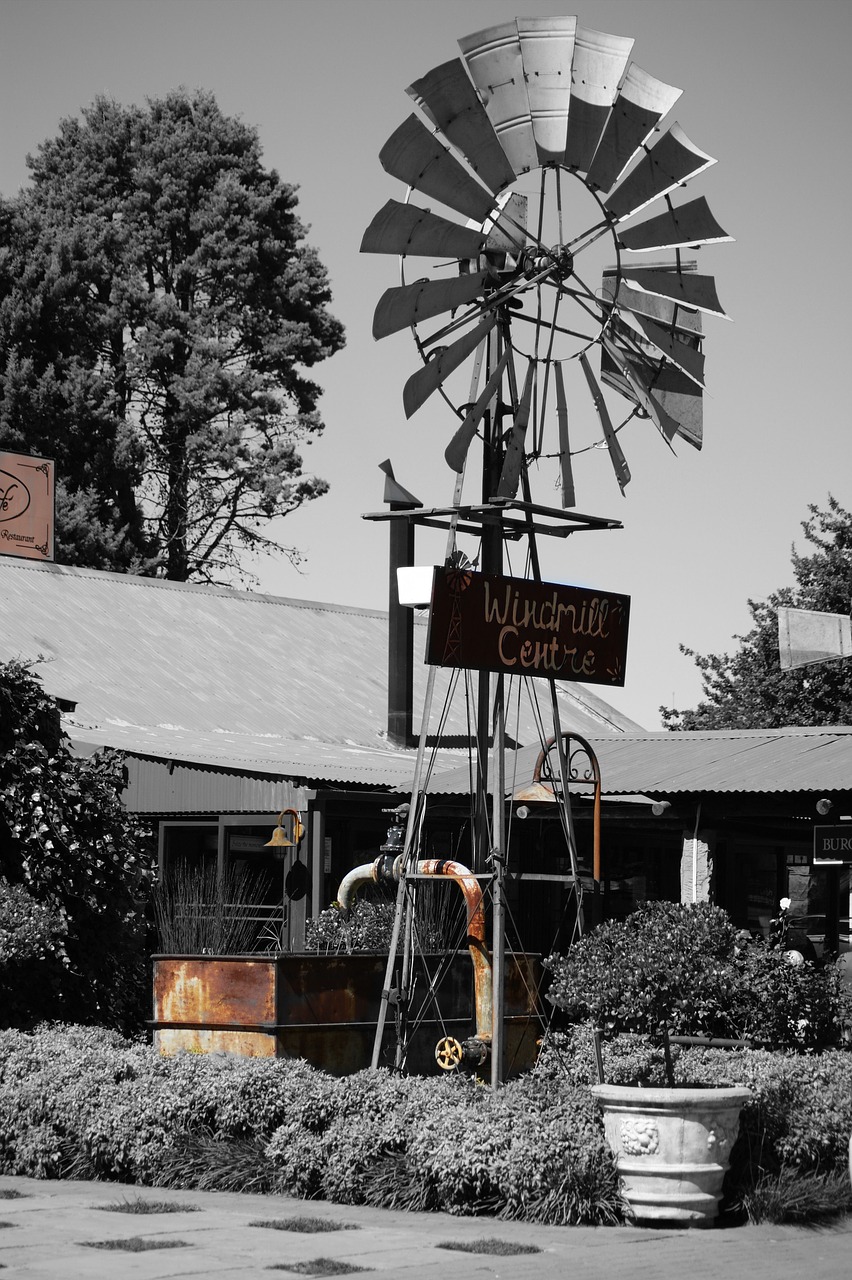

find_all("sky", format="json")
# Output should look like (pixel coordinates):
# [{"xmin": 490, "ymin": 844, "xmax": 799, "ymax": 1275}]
[{"xmin": 1, "ymin": 0, "xmax": 849, "ymax": 729}]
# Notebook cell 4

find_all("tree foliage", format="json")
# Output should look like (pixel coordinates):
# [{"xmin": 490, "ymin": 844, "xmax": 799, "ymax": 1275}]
[
  {"xmin": 0, "ymin": 660, "xmax": 155, "ymax": 1030},
  {"xmin": 662, "ymin": 497, "xmax": 852, "ymax": 729},
  {"xmin": 0, "ymin": 89, "xmax": 344, "ymax": 581}
]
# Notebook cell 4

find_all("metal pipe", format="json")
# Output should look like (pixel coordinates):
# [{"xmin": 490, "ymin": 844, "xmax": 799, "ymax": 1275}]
[
  {"xmin": 416, "ymin": 858, "xmax": 493, "ymax": 1044},
  {"xmin": 337, "ymin": 853, "xmax": 493, "ymax": 1047},
  {"xmin": 337, "ymin": 860, "xmax": 392, "ymax": 911}
]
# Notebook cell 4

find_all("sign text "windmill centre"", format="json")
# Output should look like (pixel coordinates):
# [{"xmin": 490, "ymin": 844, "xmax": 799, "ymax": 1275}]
[{"xmin": 426, "ymin": 568, "xmax": 630, "ymax": 687}]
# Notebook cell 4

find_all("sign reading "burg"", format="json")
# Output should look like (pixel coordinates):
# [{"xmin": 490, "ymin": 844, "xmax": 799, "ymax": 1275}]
[
  {"xmin": 426, "ymin": 567, "xmax": 630, "ymax": 686},
  {"xmin": 813, "ymin": 826, "xmax": 852, "ymax": 865}
]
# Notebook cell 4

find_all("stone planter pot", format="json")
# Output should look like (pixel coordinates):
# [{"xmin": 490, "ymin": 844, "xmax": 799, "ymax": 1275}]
[{"xmin": 591, "ymin": 1083, "xmax": 751, "ymax": 1226}]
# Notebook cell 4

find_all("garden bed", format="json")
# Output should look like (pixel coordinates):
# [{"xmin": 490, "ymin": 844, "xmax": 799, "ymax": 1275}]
[{"xmin": 0, "ymin": 1024, "xmax": 850, "ymax": 1226}]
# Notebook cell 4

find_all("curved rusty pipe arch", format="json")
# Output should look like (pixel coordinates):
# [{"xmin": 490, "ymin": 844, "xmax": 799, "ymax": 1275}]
[
  {"xmin": 528, "ymin": 732, "xmax": 602, "ymax": 884},
  {"xmin": 337, "ymin": 855, "xmax": 492, "ymax": 1044}
]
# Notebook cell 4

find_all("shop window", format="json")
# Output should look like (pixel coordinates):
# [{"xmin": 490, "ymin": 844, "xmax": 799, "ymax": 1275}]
[{"xmin": 158, "ymin": 822, "xmax": 218, "ymax": 876}]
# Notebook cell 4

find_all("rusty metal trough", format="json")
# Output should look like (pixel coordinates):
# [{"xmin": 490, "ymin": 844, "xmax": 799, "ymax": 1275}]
[{"xmin": 152, "ymin": 951, "xmax": 542, "ymax": 1075}]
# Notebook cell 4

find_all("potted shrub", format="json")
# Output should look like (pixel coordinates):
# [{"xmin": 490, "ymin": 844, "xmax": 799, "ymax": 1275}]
[{"xmin": 545, "ymin": 902, "xmax": 755, "ymax": 1226}]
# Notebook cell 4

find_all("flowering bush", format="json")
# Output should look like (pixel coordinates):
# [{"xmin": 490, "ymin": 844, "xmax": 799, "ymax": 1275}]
[
  {"xmin": 305, "ymin": 900, "xmax": 397, "ymax": 953},
  {"xmin": 545, "ymin": 901, "xmax": 845, "ymax": 1052},
  {"xmin": 0, "ymin": 879, "xmax": 65, "ymax": 965},
  {"xmin": 0, "ymin": 661, "xmax": 155, "ymax": 1031}
]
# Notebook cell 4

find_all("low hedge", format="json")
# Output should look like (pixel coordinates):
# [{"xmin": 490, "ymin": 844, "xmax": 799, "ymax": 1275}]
[
  {"xmin": 1, "ymin": 1025, "xmax": 849, "ymax": 1225},
  {"xmin": 0, "ymin": 1025, "xmax": 621, "ymax": 1226}
]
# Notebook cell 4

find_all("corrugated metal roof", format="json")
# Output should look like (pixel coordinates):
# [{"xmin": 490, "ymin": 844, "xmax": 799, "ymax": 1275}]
[
  {"xmin": 430, "ymin": 726, "xmax": 852, "ymax": 797},
  {"xmin": 0, "ymin": 560, "xmax": 641, "ymax": 790},
  {"xmin": 68, "ymin": 721, "xmax": 470, "ymax": 793},
  {"xmin": 120, "ymin": 759, "xmax": 309, "ymax": 815}
]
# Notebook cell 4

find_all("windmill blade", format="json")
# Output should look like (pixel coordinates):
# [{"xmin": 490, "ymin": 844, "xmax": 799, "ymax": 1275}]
[
  {"xmin": 601, "ymin": 335, "xmax": 705, "ymax": 450},
  {"xmin": 640, "ymin": 357, "xmax": 704, "ymax": 449},
  {"xmin": 564, "ymin": 25, "xmax": 634, "ymax": 173},
  {"xmin": 554, "ymin": 363, "xmax": 575, "ymax": 507},
  {"xmin": 626, "ymin": 312, "xmax": 706, "ymax": 388},
  {"xmin": 517, "ymin": 16, "xmax": 576, "ymax": 165},
  {"xmin": 379, "ymin": 115, "xmax": 496, "ymax": 224},
  {"xmin": 403, "ymin": 315, "xmax": 497, "ymax": 419},
  {"xmin": 608, "ymin": 276, "xmax": 703, "ymax": 336},
  {"xmin": 601, "ymin": 335, "xmax": 679, "ymax": 448},
  {"xmin": 496, "ymin": 364, "xmax": 535, "ymax": 498},
  {"xmin": 605, "ymin": 124, "xmax": 716, "ymax": 222},
  {"xmin": 406, "ymin": 58, "xmax": 516, "ymax": 195},
  {"xmin": 361, "ymin": 199, "xmax": 487, "ymax": 260},
  {"xmin": 586, "ymin": 64, "xmax": 682, "ymax": 192},
  {"xmin": 579, "ymin": 352, "xmax": 630, "ymax": 494},
  {"xmin": 445, "ymin": 347, "xmax": 510, "ymax": 472},
  {"xmin": 617, "ymin": 195, "xmax": 732, "ymax": 252},
  {"xmin": 622, "ymin": 267, "xmax": 728, "ymax": 320},
  {"xmin": 480, "ymin": 191, "xmax": 528, "ymax": 262},
  {"xmin": 373, "ymin": 270, "xmax": 492, "ymax": 340},
  {"xmin": 459, "ymin": 21, "xmax": 539, "ymax": 176}
]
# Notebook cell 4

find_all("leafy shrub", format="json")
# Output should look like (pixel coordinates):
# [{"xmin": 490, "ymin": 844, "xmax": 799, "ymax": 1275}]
[
  {"xmin": 305, "ymin": 901, "xmax": 397, "ymax": 954},
  {"xmin": 306, "ymin": 882, "xmax": 466, "ymax": 955},
  {"xmin": 2, "ymin": 1024, "xmax": 850, "ymax": 1227},
  {"xmin": 0, "ymin": 661, "xmax": 156, "ymax": 1032},
  {"xmin": 545, "ymin": 901, "xmax": 845, "ymax": 1051},
  {"xmin": 0, "ymin": 1025, "xmax": 621, "ymax": 1225},
  {"xmin": 0, "ymin": 879, "xmax": 65, "ymax": 965}
]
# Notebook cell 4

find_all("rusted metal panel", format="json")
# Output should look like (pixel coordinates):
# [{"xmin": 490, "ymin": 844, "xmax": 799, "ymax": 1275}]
[
  {"xmin": 152, "ymin": 952, "xmax": 541, "ymax": 1075},
  {"xmin": 153, "ymin": 957, "xmax": 276, "ymax": 1027},
  {"xmin": 505, "ymin": 953, "xmax": 543, "ymax": 1016},
  {"xmin": 155, "ymin": 1028, "xmax": 276, "ymax": 1057}
]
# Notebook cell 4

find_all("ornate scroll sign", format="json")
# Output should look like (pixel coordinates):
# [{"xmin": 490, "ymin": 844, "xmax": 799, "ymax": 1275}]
[{"xmin": 0, "ymin": 451, "xmax": 55, "ymax": 563}]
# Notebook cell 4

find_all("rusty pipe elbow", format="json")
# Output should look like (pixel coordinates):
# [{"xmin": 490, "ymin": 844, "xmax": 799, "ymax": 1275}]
[{"xmin": 415, "ymin": 858, "xmax": 493, "ymax": 1043}]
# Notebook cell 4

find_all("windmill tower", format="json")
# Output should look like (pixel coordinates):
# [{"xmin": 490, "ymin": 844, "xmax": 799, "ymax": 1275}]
[{"xmin": 360, "ymin": 14, "xmax": 730, "ymax": 1085}]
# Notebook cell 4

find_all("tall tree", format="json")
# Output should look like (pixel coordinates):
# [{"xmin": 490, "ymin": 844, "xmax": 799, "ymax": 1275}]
[
  {"xmin": 0, "ymin": 90, "xmax": 344, "ymax": 581},
  {"xmin": 662, "ymin": 496, "xmax": 852, "ymax": 730}
]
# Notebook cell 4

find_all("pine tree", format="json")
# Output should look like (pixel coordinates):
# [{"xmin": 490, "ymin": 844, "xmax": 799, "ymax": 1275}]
[
  {"xmin": 662, "ymin": 497, "xmax": 852, "ymax": 729},
  {"xmin": 0, "ymin": 90, "xmax": 344, "ymax": 581}
]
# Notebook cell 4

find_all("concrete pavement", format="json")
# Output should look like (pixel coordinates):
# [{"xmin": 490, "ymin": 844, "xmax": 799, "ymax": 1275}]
[{"xmin": 0, "ymin": 1175, "xmax": 849, "ymax": 1279}]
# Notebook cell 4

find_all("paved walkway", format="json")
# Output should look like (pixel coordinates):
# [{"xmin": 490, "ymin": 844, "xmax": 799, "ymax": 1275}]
[{"xmin": 0, "ymin": 1175, "xmax": 849, "ymax": 1279}]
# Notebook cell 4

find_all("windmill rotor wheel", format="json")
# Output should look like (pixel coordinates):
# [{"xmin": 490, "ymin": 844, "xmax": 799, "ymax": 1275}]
[
  {"xmin": 435, "ymin": 1035, "xmax": 464, "ymax": 1071},
  {"xmin": 361, "ymin": 14, "xmax": 731, "ymax": 502}
]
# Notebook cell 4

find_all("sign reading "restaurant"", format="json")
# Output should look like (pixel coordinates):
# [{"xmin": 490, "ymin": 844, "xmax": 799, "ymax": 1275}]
[
  {"xmin": 0, "ymin": 450, "xmax": 55, "ymax": 563},
  {"xmin": 425, "ymin": 567, "xmax": 630, "ymax": 686}
]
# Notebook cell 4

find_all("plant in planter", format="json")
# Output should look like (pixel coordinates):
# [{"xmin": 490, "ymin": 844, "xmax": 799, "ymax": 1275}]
[{"xmin": 545, "ymin": 902, "xmax": 753, "ymax": 1226}]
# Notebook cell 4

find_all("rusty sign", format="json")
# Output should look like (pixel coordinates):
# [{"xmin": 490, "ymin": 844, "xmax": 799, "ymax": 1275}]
[
  {"xmin": 0, "ymin": 451, "xmax": 54, "ymax": 562},
  {"xmin": 426, "ymin": 567, "xmax": 629, "ymax": 685}
]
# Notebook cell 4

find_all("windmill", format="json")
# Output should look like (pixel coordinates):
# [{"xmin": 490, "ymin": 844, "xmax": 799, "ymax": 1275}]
[
  {"xmin": 359, "ymin": 14, "xmax": 730, "ymax": 1085},
  {"xmin": 362, "ymin": 15, "xmax": 732, "ymax": 495}
]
